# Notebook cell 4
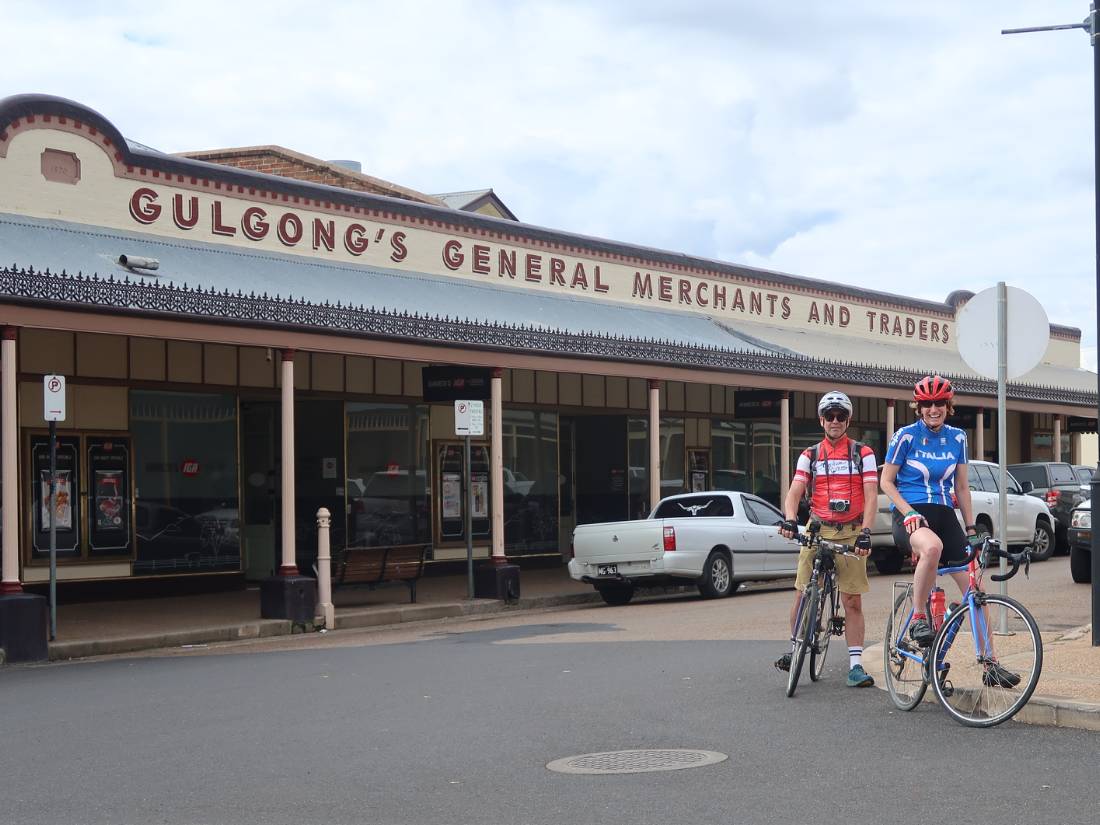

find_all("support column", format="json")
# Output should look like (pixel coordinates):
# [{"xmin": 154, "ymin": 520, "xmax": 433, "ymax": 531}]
[
  {"xmin": 491, "ymin": 368, "xmax": 505, "ymax": 562},
  {"xmin": 779, "ymin": 392, "xmax": 790, "ymax": 505},
  {"xmin": 259, "ymin": 348, "xmax": 315, "ymax": 623},
  {"xmin": 0, "ymin": 327, "xmax": 47, "ymax": 663},
  {"xmin": 279, "ymin": 349, "xmax": 298, "ymax": 576},
  {"xmin": 1, "ymin": 328, "xmax": 19, "ymax": 594},
  {"xmin": 976, "ymin": 408, "xmax": 985, "ymax": 462},
  {"xmin": 1053, "ymin": 415, "xmax": 1063, "ymax": 462},
  {"xmin": 886, "ymin": 399, "xmax": 896, "ymax": 446},
  {"xmin": 648, "ymin": 379, "xmax": 660, "ymax": 511}
]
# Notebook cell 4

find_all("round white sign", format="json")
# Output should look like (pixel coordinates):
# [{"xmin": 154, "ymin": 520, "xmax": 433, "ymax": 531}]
[{"xmin": 956, "ymin": 285, "xmax": 1049, "ymax": 380}]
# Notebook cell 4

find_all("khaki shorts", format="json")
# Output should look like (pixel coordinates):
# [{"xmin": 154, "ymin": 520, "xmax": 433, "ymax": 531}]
[{"xmin": 794, "ymin": 521, "xmax": 869, "ymax": 595}]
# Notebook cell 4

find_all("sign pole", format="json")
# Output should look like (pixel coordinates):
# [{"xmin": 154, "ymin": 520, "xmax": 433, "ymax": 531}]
[
  {"xmin": 465, "ymin": 434, "xmax": 473, "ymax": 600},
  {"xmin": 48, "ymin": 419, "xmax": 57, "ymax": 641},
  {"xmin": 996, "ymin": 282, "xmax": 1009, "ymax": 634}
]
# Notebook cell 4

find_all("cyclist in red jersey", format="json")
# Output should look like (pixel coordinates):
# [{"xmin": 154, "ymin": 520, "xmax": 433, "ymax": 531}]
[{"xmin": 775, "ymin": 391, "xmax": 878, "ymax": 688}]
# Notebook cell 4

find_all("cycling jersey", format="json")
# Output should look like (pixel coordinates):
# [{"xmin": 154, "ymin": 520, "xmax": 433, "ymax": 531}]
[
  {"xmin": 884, "ymin": 419, "xmax": 967, "ymax": 508},
  {"xmin": 793, "ymin": 436, "xmax": 877, "ymax": 523}
]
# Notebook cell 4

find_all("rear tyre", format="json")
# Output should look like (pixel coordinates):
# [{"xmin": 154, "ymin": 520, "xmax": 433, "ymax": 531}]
[
  {"xmin": 809, "ymin": 579, "xmax": 835, "ymax": 682},
  {"xmin": 786, "ymin": 585, "xmax": 816, "ymax": 698},
  {"xmin": 883, "ymin": 588, "xmax": 928, "ymax": 711},
  {"xmin": 1070, "ymin": 545, "xmax": 1092, "ymax": 584},
  {"xmin": 597, "ymin": 584, "xmax": 634, "ymax": 606},
  {"xmin": 698, "ymin": 550, "xmax": 733, "ymax": 598},
  {"xmin": 1029, "ymin": 520, "xmax": 1055, "ymax": 562},
  {"xmin": 930, "ymin": 594, "xmax": 1042, "ymax": 728}
]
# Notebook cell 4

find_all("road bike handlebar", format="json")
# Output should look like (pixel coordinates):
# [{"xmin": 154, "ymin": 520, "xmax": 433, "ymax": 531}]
[
  {"xmin": 980, "ymin": 536, "xmax": 1030, "ymax": 582},
  {"xmin": 794, "ymin": 525, "xmax": 861, "ymax": 559}
]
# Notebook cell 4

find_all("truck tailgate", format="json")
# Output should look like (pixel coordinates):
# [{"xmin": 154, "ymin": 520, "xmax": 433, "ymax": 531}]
[{"xmin": 572, "ymin": 519, "xmax": 663, "ymax": 564}]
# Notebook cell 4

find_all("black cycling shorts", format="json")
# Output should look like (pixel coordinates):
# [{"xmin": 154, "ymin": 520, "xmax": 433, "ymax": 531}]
[{"xmin": 891, "ymin": 503, "xmax": 969, "ymax": 565}]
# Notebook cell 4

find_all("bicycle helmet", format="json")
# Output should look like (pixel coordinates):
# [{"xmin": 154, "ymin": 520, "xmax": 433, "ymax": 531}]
[
  {"xmin": 913, "ymin": 375, "xmax": 953, "ymax": 402},
  {"xmin": 817, "ymin": 390, "xmax": 853, "ymax": 417}
]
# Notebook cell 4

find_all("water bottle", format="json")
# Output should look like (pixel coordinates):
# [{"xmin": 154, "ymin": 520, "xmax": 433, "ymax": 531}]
[{"xmin": 930, "ymin": 587, "xmax": 946, "ymax": 631}]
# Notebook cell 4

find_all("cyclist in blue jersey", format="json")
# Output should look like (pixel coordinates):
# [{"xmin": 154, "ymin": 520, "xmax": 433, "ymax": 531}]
[{"xmin": 880, "ymin": 375, "xmax": 1019, "ymax": 687}]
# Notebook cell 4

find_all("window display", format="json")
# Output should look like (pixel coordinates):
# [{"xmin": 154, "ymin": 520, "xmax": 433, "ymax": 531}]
[{"xmin": 502, "ymin": 410, "xmax": 558, "ymax": 555}]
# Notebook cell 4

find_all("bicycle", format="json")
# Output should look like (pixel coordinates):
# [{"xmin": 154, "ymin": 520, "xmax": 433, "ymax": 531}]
[
  {"xmin": 784, "ymin": 521, "xmax": 861, "ymax": 698},
  {"xmin": 882, "ymin": 536, "xmax": 1043, "ymax": 727}
]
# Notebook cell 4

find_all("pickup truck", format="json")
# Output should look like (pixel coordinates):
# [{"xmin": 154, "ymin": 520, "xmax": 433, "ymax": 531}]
[{"xmin": 568, "ymin": 491, "xmax": 800, "ymax": 605}]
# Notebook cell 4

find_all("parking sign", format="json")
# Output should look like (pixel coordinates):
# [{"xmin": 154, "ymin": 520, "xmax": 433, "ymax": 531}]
[{"xmin": 43, "ymin": 374, "xmax": 66, "ymax": 422}]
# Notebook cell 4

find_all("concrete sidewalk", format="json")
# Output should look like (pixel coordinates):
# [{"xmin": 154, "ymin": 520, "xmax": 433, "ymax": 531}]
[{"xmin": 9, "ymin": 565, "xmax": 1100, "ymax": 731}]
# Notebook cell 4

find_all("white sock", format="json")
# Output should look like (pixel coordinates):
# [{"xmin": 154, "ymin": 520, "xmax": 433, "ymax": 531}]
[{"xmin": 849, "ymin": 647, "xmax": 863, "ymax": 668}]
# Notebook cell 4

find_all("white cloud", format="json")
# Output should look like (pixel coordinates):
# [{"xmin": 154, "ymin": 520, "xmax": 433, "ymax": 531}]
[{"xmin": 2, "ymin": 0, "xmax": 1097, "ymax": 369}]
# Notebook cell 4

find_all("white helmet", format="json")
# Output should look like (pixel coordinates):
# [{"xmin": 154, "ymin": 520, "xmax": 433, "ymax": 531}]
[{"xmin": 817, "ymin": 390, "xmax": 853, "ymax": 417}]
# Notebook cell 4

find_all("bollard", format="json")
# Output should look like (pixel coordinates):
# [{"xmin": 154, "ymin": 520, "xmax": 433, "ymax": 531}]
[{"xmin": 315, "ymin": 507, "xmax": 335, "ymax": 630}]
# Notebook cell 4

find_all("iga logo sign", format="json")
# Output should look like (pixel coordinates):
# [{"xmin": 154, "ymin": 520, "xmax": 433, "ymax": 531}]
[{"xmin": 180, "ymin": 459, "xmax": 201, "ymax": 478}]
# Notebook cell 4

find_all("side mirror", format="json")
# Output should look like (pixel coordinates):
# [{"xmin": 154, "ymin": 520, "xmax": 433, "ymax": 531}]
[{"xmin": 1020, "ymin": 480, "xmax": 1034, "ymax": 494}]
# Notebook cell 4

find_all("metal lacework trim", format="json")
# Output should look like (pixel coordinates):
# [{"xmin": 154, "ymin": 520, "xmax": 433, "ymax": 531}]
[{"xmin": 1, "ymin": 265, "xmax": 1095, "ymax": 407}]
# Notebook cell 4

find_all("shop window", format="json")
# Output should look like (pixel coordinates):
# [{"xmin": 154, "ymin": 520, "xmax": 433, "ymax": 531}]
[
  {"xmin": 131, "ymin": 391, "xmax": 239, "ymax": 575},
  {"xmin": 627, "ymin": 416, "xmax": 684, "ymax": 515},
  {"xmin": 502, "ymin": 410, "xmax": 559, "ymax": 555},
  {"xmin": 346, "ymin": 402, "xmax": 430, "ymax": 549},
  {"xmin": 712, "ymin": 419, "xmax": 789, "ymax": 509}
]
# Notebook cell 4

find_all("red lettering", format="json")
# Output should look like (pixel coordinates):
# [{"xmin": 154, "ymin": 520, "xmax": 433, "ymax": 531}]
[
  {"xmin": 442, "ymin": 239, "xmax": 463, "ymax": 270},
  {"xmin": 594, "ymin": 265, "xmax": 609, "ymax": 293},
  {"xmin": 277, "ymin": 213, "xmax": 303, "ymax": 246},
  {"xmin": 472, "ymin": 244, "xmax": 490, "ymax": 275},
  {"xmin": 941, "ymin": 324, "xmax": 950, "ymax": 344},
  {"xmin": 633, "ymin": 271, "xmax": 653, "ymax": 298},
  {"xmin": 129, "ymin": 187, "xmax": 160, "ymax": 224},
  {"xmin": 919, "ymin": 319, "xmax": 928, "ymax": 340},
  {"xmin": 781, "ymin": 297, "xmax": 791, "ymax": 319},
  {"xmin": 880, "ymin": 314, "xmax": 890, "ymax": 335},
  {"xmin": 808, "ymin": 302, "xmax": 821, "ymax": 323},
  {"xmin": 823, "ymin": 303, "xmax": 835, "ymax": 325},
  {"xmin": 390, "ymin": 231, "xmax": 407, "ymax": 262},
  {"xmin": 312, "ymin": 218, "xmax": 335, "ymax": 251},
  {"xmin": 658, "ymin": 275, "xmax": 673, "ymax": 302},
  {"xmin": 766, "ymin": 293, "xmax": 778, "ymax": 316},
  {"xmin": 570, "ymin": 262, "xmax": 588, "ymax": 289},
  {"xmin": 713, "ymin": 284, "xmax": 727, "ymax": 310},
  {"xmin": 696, "ymin": 282, "xmax": 709, "ymax": 306},
  {"xmin": 172, "ymin": 194, "xmax": 198, "ymax": 229},
  {"xmin": 931, "ymin": 322, "xmax": 941, "ymax": 342},
  {"xmin": 211, "ymin": 201, "xmax": 236, "ymax": 236},
  {"xmin": 242, "ymin": 206, "xmax": 269, "ymax": 240},
  {"xmin": 499, "ymin": 249, "xmax": 516, "ymax": 279},
  {"xmin": 905, "ymin": 318, "xmax": 915, "ymax": 337},
  {"xmin": 839, "ymin": 306, "xmax": 850, "ymax": 327},
  {"xmin": 344, "ymin": 223, "xmax": 367, "ymax": 255},
  {"xmin": 892, "ymin": 316, "xmax": 903, "ymax": 336},
  {"xmin": 527, "ymin": 254, "xmax": 543, "ymax": 282},
  {"xmin": 732, "ymin": 289, "xmax": 745, "ymax": 312},
  {"xmin": 549, "ymin": 257, "xmax": 566, "ymax": 286},
  {"xmin": 866, "ymin": 311, "xmax": 877, "ymax": 331},
  {"xmin": 750, "ymin": 291, "xmax": 762, "ymax": 314},
  {"xmin": 678, "ymin": 279, "xmax": 692, "ymax": 304}
]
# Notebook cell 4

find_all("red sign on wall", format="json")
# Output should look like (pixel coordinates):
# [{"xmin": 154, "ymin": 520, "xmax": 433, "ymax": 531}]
[{"xmin": 180, "ymin": 459, "xmax": 201, "ymax": 477}]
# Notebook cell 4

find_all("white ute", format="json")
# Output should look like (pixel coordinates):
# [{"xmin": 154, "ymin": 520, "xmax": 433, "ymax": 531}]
[{"xmin": 568, "ymin": 491, "xmax": 800, "ymax": 605}]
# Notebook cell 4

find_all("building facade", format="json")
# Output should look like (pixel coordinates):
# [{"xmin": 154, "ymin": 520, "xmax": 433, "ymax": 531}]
[{"xmin": 0, "ymin": 93, "xmax": 1096, "ymax": 615}]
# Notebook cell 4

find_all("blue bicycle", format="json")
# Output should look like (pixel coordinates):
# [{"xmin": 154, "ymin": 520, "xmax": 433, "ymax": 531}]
[{"xmin": 882, "ymin": 537, "xmax": 1042, "ymax": 727}]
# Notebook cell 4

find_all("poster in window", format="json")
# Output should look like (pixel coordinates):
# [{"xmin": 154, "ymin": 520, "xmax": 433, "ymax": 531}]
[
  {"xmin": 688, "ymin": 449, "xmax": 711, "ymax": 492},
  {"xmin": 30, "ymin": 435, "xmax": 81, "ymax": 557},
  {"xmin": 87, "ymin": 437, "xmax": 132, "ymax": 555},
  {"xmin": 470, "ymin": 446, "xmax": 491, "ymax": 538},
  {"xmin": 442, "ymin": 473, "xmax": 462, "ymax": 520},
  {"xmin": 471, "ymin": 477, "xmax": 488, "ymax": 519}
]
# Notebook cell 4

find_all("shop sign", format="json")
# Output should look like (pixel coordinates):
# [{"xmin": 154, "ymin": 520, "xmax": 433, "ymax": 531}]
[
  {"xmin": 181, "ymin": 459, "xmax": 201, "ymax": 477},
  {"xmin": 734, "ymin": 390, "xmax": 782, "ymax": 418},
  {"xmin": 423, "ymin": 366, "xmax": 492, "ymax": 402},
  {"xmin": 1067, "ymin": 416, "xmax": 1098, "ymax": 434}
]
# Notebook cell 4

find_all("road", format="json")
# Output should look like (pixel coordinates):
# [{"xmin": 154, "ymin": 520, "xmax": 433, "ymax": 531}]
[{"xmin": 1, "ymin": 557, "xmax": 1096, "ymax": 825}]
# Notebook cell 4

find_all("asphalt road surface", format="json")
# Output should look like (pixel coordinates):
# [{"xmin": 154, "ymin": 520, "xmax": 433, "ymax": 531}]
[{"xmin": 2, "ymin": 557, "xmax": 1097, "ymax": 825}]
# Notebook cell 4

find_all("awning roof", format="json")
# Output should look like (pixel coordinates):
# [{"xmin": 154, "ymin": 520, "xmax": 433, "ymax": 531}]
[{"xmin": 1, "ymin": 213, "xmax": 1095, "ymax": 408}]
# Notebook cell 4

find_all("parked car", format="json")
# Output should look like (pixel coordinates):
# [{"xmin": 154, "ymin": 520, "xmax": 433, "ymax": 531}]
[
  {"xmin": 869, "ymin": 460, "xmax": 1057, "ymax": 573},
  {"xmin": 1007, "ymin": 461, "xmax": 1089, "ymax": 553},
  {"xmin": 568, "ymin": 491, "xmax": 799, "ymax": 605},
  {"xmin": 1073, "ymin": 464, "xmax": 1095, "ymax": 494},
  {"xmin": 1070, "ymin": 499, "xmax": 1092, "ymax": 584}
]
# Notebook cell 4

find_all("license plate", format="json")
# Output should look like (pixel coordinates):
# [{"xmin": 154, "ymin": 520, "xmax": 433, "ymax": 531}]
[{"xmin": 597, "ymin": 564, "xmax": 618, "ymax": 576}]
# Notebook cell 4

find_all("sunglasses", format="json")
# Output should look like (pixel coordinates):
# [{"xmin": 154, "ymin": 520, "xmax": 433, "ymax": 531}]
[
  {"xmin": 822, "ymin": 412, "xmax": 849, "ymax": 423},
  {"xmin": 918, "ymin": 400, "xmax": 948, "ymax": 409}
]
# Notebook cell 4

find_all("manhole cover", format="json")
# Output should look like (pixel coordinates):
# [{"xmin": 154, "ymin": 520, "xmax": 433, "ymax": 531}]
[{"xmin": 546, "ymin": 749, "xmax": 728, "ymax": 775}]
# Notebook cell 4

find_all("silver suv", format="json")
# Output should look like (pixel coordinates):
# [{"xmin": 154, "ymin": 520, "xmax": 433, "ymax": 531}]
[{"xmin": 870, "ymin": 460, "xmax": 1057, "ymax": 573}]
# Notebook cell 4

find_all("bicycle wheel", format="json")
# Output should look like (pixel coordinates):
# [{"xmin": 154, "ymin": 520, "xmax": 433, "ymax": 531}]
[
  {"xmin": 809, "ymin": 576, "xmax": 835, "ymax": 682},
  {"xmin": 930, "ymin": 594, "xmax": 1043, "ymax": 728},
  {"xmin": 883, "ymin": 588, "xmax": 928, "ymax": 711},
  {"xmin": 786, "ymin": 584, "xmax": 817, "ymax": 697}
]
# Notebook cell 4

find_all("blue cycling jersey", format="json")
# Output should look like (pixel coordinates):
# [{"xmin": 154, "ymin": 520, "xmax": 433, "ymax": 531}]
[{"xmin": 884, "ymin": 419, "xmax": 968, "ymax": 508}]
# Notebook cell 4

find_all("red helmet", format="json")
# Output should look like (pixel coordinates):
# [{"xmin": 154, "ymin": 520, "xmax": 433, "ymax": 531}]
[{"xmin": 914, "ymin": 375, "xmax": 953, "ymax": 402}]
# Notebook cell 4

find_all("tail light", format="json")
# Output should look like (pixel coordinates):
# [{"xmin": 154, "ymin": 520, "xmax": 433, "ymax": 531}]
[
  {"xmin": 663, "ymin": 525, "xmax": 677, "ymax": 551},
  {"xmin": 1045, "ymin": 490, "xmax": 1060, "ymax": 507}
]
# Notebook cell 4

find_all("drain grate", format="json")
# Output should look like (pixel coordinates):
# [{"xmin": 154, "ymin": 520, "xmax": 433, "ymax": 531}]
[{"xmin": 546, "ymin": 749, "xmax": 727, "ymax": 775}]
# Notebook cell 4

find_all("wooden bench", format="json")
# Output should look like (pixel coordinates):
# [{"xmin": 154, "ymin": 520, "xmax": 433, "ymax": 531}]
[{"xmin": 330, "ymin": 543, "xmax": 429, "ymax": 603}]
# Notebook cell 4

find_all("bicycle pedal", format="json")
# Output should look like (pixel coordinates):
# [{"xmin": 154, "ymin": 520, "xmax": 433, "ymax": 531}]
[{"xmin": 940, "ymin": 680, "xmax": 954, "ymax": 698}]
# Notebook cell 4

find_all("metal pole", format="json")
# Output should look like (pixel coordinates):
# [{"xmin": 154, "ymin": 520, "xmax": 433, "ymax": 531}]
[
  {"xmin": 996, "ymin": 282, "xmax": 1009, "ymax": 635},
  {"xmin": 465, "ymin": 434, "xmax": 473, "ymax": 599},
  {"xmin": 1091, "ymin": 2, "xmax": 1100, "ymax": 647},
  {"xmin": 48, "ymin": 419, "xmax": 57, "ymax": 641}
]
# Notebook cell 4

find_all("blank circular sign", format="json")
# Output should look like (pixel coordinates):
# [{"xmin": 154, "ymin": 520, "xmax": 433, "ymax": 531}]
[{"xmin": 956, "ymin": 285, "xmax": 1049, "ymax": 380}]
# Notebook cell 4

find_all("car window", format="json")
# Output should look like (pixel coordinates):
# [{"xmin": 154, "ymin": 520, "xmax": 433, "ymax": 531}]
[
  {"xmin": 654, "ymin": 495, "xmax": 733, "ymax": 518},
  {"xmin": 743, "ymin": 496, "xmax": 783, "ymax": 526},
  {"xmin": 1005, "ymin": 472, "xmax": 1023, "ymax": 495},
  {"xmin": 1049, "ymin": 464, "xmax": 1076, "ymax": 484},
  {"xmin": 1009, "ymin": 465, "xmax": 1045, "ymax": 488},
  {"xmin": 974, "ymin": 464, "xmax": 998, "ymax": 492},
  {"xmin": 1076, "ymin": 467, "xmax": 1093, "ymax": 485}
]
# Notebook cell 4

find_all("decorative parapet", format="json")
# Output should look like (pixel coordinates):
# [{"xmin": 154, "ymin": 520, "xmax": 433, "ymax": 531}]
[{"xmin": 1, "ymin": 264, "xmax": 1095, "ymax": 408}]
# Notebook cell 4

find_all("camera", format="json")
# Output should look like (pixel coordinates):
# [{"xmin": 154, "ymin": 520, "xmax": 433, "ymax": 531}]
[{"xmin": 828, "ymin": 499, "xmax": 850, "ymax": 513}]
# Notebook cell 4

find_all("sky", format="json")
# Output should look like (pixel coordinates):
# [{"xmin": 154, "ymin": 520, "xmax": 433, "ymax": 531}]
[{"xmin": 4, "ymin": 1, "xmax": 1098, "ymax": 370}]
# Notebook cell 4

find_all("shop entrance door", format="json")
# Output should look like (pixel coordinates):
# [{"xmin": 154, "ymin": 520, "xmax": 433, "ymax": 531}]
[
  {"xmin": 571, "ymin": 415, "xmax": 629, "ymax": 526},
  {"xmin": 240, "ymin": 401, "xmax": 279, "ymax": 581}
]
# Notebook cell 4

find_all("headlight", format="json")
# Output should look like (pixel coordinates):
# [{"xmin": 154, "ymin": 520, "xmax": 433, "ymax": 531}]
[{"xmin": 1072, "ymin": 510, "xmax": 1091, "ymax": 529}]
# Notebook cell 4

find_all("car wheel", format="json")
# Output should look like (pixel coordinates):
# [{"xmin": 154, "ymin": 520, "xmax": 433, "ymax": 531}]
[
  {"xmin": 597, "ymin": 584, "xmax": 634, "ymax": 606},
  {"xmin": 873, "ymin": 551, "xmax": 904, "ymax": 576},
  {"xmin": 1029, "ymin": 521, "xmax": 1055, "ymax": 562},
  {"xmin": 698, "ymin": 549, "xmax": 733, "ymax": 598},
  {"xmin": 1070, "ymin": 546, "xmax": 1092, "ymax": 584}
]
